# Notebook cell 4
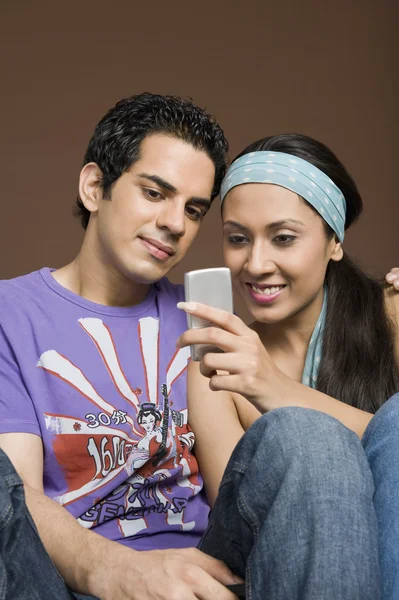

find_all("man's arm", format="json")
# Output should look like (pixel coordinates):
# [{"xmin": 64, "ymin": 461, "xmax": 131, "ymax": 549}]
[
  {"xmin": 0, "ymin": 431, "xmax": 115, "ymax": 595},
  {"xmin": 0, "ymin": 432, "xmax": 239, "ymax": 600}
]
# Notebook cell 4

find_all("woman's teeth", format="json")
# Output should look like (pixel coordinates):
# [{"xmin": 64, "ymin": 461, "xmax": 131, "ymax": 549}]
[{"xmin": 251, "ymin": 285, "xmax": 284, "ymax": 295}]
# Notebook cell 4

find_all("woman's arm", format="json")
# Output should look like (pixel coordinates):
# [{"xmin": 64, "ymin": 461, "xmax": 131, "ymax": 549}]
[
  {"xmin": 187, "ymin": 360, "xmax": 259, "ymax": 506},
  {"xmin": 179, "ymin": 303, "xmax": 374, "ymax": 439},
  {"xmin": 264, "ymin": 378, "xmax": 374, "ymax": 437}
]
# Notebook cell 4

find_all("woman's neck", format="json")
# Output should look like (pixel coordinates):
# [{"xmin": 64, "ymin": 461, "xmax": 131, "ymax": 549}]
[{"xmin": 253, "ymin": 288, "xmax": 325, "ymax": 369}]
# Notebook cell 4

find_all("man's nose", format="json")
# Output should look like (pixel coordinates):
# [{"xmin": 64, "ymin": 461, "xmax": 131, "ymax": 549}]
[{"xmin": 157, "ymin": 202, "xmax": 186, "ymax": 237}]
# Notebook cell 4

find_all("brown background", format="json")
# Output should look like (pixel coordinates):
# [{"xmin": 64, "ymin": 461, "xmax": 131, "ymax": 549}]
[{"xmin": 0, "ymin": 0, "xmax": 397, "ymax": 318}]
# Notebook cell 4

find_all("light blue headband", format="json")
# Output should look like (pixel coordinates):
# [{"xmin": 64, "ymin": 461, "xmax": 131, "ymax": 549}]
[{"xmin": 220, "ymin": 151, "xmax": 347, "ymax": 242}]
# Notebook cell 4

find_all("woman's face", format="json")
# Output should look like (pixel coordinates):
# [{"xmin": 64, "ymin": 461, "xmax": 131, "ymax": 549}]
[
  {"xmin": 222, "ymin": 183, "xmax": 343, "ymax": 325},
  {"xmin": 141, "ymin": 413, "xmax": 156, "ymax": 433}
]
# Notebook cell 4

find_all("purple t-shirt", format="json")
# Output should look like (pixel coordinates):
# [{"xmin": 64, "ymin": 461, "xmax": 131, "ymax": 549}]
[{"xmin": 0, "ymin": 268, "xmax": 209, "ymax": 550}]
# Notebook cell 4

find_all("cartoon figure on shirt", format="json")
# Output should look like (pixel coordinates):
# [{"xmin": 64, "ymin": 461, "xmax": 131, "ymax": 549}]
[
  {"xmin": 138, "ymin": 403, "xmax": 163, "ymax": 450},
  {"xmin": 134, "ymin": 386, "xmax": 177, "ymax": 479},
  {"xmin": 124, "ymin": 403, "xmax": 162, "ymax": 475}
]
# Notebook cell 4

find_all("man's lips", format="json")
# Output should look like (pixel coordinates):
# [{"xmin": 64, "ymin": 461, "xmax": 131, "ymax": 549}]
[{"xmin": 139, "ymin": 237, "xmax": 176, "ymax": 261}]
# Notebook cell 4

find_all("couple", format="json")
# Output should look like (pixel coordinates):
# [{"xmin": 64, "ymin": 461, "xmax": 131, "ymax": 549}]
[{"xmin": 0, "ymin": 92, "xmax": 398, "ymax": 600}]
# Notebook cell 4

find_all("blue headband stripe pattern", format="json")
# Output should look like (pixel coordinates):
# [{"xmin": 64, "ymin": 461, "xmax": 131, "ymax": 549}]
[{"xmin": 220, "ymin": 151, "xmax": 347, "ymax": 242}]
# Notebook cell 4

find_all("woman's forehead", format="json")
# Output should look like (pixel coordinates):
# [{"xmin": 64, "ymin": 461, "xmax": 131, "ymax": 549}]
[{"xmin": 222, "ymin": 183, "xmax": 318, "ymax": 223}]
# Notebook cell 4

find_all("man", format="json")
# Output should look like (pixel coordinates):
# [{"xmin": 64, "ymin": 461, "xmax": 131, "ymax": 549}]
[{"xmin": 0, "ymin": 93, "xmax": 239, "ymax": 599}]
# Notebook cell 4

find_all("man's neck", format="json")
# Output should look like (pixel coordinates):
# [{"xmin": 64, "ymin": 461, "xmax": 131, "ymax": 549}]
[{"xmin": 52, "ymin": 239, "xmax": 151, "ymax": 308}]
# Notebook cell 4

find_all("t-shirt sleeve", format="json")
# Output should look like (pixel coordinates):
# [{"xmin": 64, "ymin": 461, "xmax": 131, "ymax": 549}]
[{"xmin": 0, "ymin": 324, "xmax": 40, "ymax": 436}]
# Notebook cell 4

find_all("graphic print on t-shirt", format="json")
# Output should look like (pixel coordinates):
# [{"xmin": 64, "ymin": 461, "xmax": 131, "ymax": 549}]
[{"xmin": 38, "ymin": 316, "xmax": 201, "ymax": 537}]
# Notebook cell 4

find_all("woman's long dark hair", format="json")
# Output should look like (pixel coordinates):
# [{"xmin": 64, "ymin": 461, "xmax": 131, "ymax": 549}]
[{"xmin": 234, "ymin": 133, "xmax": 399, "ymax": 413}]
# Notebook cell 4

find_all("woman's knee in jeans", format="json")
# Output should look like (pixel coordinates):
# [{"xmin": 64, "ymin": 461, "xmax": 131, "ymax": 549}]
[
  {"xmin": 244, "ymin": 406, "xmax": 360, "ymax": 460},
  {"xmin": 231, "ymin": 407, "xmax": 372, "ymax": 499},
  {"xmin": 363, "ymin": 393, "xmax": 399, "ymax": 450}
]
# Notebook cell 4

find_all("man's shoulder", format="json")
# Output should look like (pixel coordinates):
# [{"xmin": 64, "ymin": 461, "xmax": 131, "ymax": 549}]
[{"xmin": 0, "ymin": 268, "xmax": 44, "ymax": 306}]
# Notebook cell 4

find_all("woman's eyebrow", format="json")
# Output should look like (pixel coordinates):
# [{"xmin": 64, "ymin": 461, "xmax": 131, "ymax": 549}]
[
  {"xmin": 223, "ymin": 220, "xmax": 248, "ymax": 231},
  {"xmin": 223, "ymin": 218, "xmax": 305, "ymax": 231},
  {"xmin": 267, "ymin": 219, "xmax": 305, "ymax": 228}
]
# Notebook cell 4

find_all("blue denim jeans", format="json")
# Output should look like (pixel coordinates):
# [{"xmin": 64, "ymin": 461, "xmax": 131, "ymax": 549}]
[
  {"xmin": 2, "ymin": 398, "xmax": 399, "ymax": 599},
  {"xmin": 362, "ymin": 393, "xmax": 399, "ymax": 600},
  {"xmin": 199, "ymin": 406, "xmax": 382, "ymax": 600},
  {"xmin": 0, "ymin": 449, "xmax": 97, "ymax": 600}
]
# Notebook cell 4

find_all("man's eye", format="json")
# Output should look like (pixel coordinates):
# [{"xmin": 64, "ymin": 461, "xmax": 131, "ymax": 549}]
[
  {"xmin": 143, "ymin": 188, "xmax": 163, "ymax": 200},
  {"xmin": 185, "ymin": 206, "xmax": 203, "ymax": 220}
]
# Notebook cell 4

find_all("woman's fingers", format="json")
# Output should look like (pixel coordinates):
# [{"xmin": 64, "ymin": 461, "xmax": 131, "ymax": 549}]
[
  {"xmin": 208, "ymin": 372, "xmax": 250, "ymax": 396},
  {"xmin": 177, "ymin": 302, "xmax": 249, "ymax": 336},
  {"xmin": 199, "ymin": 352, "xmax": 242, "ymax": 378},
  {"xmin": 177, "ymin": 325, "xmax": 239, "ymax": 353},
  {"xmin": 386, "ymin": 267, "xmax": 399, "ymax": 290}
]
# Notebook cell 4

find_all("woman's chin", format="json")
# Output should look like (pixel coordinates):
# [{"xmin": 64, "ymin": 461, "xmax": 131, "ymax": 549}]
[
  {"xmin": 251, "ymin": 311, "xmax": 285, "ymax": 325},
  {"xmin": 242, "ymin": 301, "xmax": 285, "ymax": 325}
]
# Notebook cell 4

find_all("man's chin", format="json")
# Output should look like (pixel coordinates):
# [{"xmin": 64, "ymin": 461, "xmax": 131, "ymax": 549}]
[{"xmin": 125, "ymin": 264, "xmax": 174, "ymax": 285}]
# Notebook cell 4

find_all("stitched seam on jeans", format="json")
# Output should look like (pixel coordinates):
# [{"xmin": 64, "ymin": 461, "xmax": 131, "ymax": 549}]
[
  {"xmin": 237, "ymin": 494, "xmax": 260, "ymax": 538},
  {"xmin": 0, "ymin": 503, "xmax": 13, "ymax": 532},
  {"xmin": 218, "ymin": 463, "xmax": 247, "ymax": 490},
  {"xmin": 4, "ymin": 474, "xmax": 22, "ymax": 487},
  {"xmin": 0, "ymin": 565, "xmax": 6, "ymax": 599},
  {"xmin": 246, "ymin": 566, "xmax": 252, "ymax": 600},
  {"xmin": 229, "ymin": 461, "xmax": 247, "ymax": 474},
  {"xmin": 237, "ymin": 494, "xmax": 259, "ymax": 600}
]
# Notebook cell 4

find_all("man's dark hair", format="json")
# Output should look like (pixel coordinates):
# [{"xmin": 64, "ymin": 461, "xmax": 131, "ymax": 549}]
[
  {"xmin": 75, "ymin": 92, "xmax": 229, "ymax": 229},
  {"xmin": 235, "ymin": 133, "xmax": 399, "ymax": 414}
]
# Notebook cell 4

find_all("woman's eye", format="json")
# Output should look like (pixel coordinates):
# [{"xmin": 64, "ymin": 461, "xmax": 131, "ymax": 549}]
[
  {"xmin": 274, "ymin": 234, "xmax": 296, "ymax": 244},
  {"xmin": 227, "ymin": 235, "xmax": 248, "ymax": 245}
]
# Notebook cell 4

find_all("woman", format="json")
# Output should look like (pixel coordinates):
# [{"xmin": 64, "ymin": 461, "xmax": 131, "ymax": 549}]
[{"xmin": 177, "ymin": 134, "xmax": 399, "ymax": 599}]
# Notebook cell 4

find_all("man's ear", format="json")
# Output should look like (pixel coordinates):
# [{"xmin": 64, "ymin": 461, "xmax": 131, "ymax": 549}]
[
  {"xmin": 330, "ymin": 238, "xmax": 344, "ymax": 262},
  {"xmin": 78, "ymin": 163, "xmax": 103, "ymax": 214}
]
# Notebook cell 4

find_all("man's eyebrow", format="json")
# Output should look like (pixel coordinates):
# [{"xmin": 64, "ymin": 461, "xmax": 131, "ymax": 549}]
[
  {"xmin": 137, "ymin": 173, "xmax": 177, "ymax": 194},
  {"xmin": 137, "ymin": 172, "xmax": 211, "ymax": 209},
  {"xmin": 190, "ymin": 197, "xmax": 212, "ymax": 211}
]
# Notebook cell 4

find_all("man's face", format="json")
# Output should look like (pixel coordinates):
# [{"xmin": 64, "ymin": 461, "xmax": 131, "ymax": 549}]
[{"xmin": 86, "ymin": 133, "xmax": 215, "ymax": 284}]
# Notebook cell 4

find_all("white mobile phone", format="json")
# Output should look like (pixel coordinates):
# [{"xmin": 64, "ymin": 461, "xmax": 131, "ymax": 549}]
[{"xmin": 184, "ymin": 267, "xmax": 234, "ymax": 361}]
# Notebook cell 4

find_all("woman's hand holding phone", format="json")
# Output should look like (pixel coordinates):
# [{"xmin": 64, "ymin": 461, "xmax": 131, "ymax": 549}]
[{"xmin": 176, "ymin": 300, "xmax": 290, "ymax": 414}]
